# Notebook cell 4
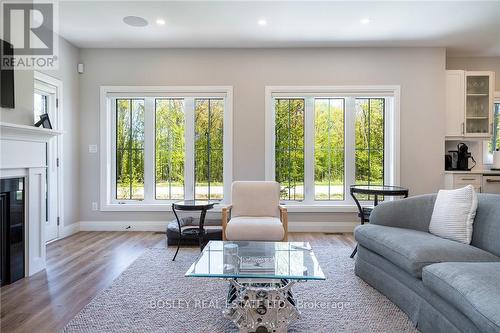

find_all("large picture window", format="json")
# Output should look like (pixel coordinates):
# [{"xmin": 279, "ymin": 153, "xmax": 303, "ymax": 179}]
[
  {"xmin": 101, "ymin": 86, "xmax": 232, "ymax": 211},
  {"xmin": 116, "ymin": 99, "xmax": 145, "ymax": 200},
  {"xmin": 489, "ymin": 102, "xmax": 500, "ymax": 154},
  {"xmin": 266, "ymin": 86, "xmax": 399, "ymax": 205},
  {"xmin": 275, "ymin": 99, "xmax": 305, "ymax": 201},
  {"xmin": 483, "ymin": 99, "xmax": 500, "ymax": 165},
  {"xmin": 195, "ymin": 99, "xmax": 224, "ymax": 200},
  {"xmin": 315, "ymin": 98, "xmax": 345, "ymax": 200},
  {"xmin": 155, "ymin": 99, "xmax": 184, "ymax": 200}
]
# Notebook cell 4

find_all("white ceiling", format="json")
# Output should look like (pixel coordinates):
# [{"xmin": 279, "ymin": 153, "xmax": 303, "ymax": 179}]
[{"xmin": 58, "ymin": 1, "xmax": 500, "ymax": 56}]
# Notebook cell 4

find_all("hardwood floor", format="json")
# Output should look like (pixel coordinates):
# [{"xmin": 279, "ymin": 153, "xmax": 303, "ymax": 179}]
[{"xmin": 0, "ymin": 231, "xmax": 355, "ymax": 333}]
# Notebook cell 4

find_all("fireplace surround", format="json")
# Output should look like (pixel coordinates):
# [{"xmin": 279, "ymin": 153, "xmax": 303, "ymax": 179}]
[
  {"xmin": 0, "ymin": 122, "xmax": 62, "ymax": 278},
  {"xmin": 0, "ymin": 177, "xmax": 25, "ymax": 286}
]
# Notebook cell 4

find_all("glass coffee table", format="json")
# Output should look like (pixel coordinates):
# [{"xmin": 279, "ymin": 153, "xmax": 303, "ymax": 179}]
[{"xmin": 185, "ymin": 241, "xmax": 326, "ymax": 333}]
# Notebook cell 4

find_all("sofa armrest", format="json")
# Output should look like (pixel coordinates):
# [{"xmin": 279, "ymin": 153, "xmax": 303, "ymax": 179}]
[{"xmin": 369, "ymin": 194, "xmax": 437, "ymax": 232}]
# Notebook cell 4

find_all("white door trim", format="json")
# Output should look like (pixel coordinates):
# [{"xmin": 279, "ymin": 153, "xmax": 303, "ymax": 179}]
[{"xmin": 34, "ymin": 71, "xmax": 64, "ymax": 241}]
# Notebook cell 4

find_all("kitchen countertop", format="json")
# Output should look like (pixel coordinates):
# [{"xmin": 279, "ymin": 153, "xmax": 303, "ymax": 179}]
[{"xmin": 444, "ymin": 169, "xmax": 500, "ymax": 175}]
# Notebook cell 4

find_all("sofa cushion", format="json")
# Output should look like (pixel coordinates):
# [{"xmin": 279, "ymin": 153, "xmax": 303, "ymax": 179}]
[
  {"xmin": 429, "ymin": 185, "xmax": 477, "ymax": 244},
  {"xmin": 423, "ymin": 263, "xmax": 500, "ymax": 333},
  {"xmin": 225, "ymin": 217, "xmax": 284, "ymax": 241},
  {"xmin": 355, "ymin": 224, "xmax": 500, "ymax": 278}
]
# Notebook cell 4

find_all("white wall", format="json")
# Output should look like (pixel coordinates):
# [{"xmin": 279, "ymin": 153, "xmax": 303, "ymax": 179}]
[
  {"xmin": 0, "ymin": 70, "xmax": 34, "ymax": 125},
  {"xmin": 78, "ymin": 47, "xmax": 446, "ymax": 225},
  {"xmin": 447, "ymin": 57, "xmax": 500, "ymax": 90},
  {"xmin": 0, "ymin": 36, "xmax": 81, "ymax": 229}
]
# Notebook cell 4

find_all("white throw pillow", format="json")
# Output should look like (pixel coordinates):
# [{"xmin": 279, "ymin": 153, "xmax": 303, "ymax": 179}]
[{"xmin": 429, "ymin": 185, "xmax": 478, "ymax": 244}]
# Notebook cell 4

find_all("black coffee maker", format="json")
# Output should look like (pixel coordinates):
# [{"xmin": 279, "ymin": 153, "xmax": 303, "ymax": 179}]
[{"xmin": 456, "ymin": 143, "xmax": 476, "ymax": 171}]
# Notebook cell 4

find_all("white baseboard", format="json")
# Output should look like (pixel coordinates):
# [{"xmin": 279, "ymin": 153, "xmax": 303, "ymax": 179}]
[
  {"xmin": 79, "ymin": 220, "xmax": 169, "ymax": 232},
  {"xmin": 28, "ymin": 257, "xmax": 46, "ymax": 277},
  {"xmin": 78, "ymin": 220, "xmax": 358, "ymax": 233},
  {"xmin": 59, "ymin": 222, "xmax": 80, "ymax": 238}
]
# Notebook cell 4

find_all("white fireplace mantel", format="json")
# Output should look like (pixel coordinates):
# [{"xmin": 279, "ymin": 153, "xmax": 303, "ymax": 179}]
[
  {"xmin": 1, "ymin": 122, "xmax": 62, "ymax": 277},
  {"xmin": 0, "ymin": 122, "xmax": 62, "ymax": 143},
  {"xmin": 0, "ymin": 122, "xmax": 62, "ymax": 170}
]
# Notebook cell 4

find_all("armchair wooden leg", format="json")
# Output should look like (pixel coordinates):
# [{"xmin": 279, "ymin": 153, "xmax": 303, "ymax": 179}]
[
  {"xmin": 280, "ymin": 206, "xmax": 288, "ymax": 242},
  {"xmin": 222, "ymin": 207, "xmax": 229, "ymax": 241}
]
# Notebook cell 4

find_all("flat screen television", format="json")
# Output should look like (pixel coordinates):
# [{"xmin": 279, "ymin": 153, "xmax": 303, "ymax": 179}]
[{"xmin": 0, "ymin": 39, "xmax": 15, "ymax": 108}]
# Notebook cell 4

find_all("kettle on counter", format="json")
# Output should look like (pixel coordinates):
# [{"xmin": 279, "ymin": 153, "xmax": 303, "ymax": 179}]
[
  {"xmin": 457, "ymin": 143, "xmax": 476, "ymax": 171},
  {"xmin": 493, "ymin": 149, "xmax": 500, "ymax": 170}
]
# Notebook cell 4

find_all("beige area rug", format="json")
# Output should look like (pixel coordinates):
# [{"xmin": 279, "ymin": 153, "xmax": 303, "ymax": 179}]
[{"xmin": 63, "ymin": 243, "xmax": 419, "ymax": 333}]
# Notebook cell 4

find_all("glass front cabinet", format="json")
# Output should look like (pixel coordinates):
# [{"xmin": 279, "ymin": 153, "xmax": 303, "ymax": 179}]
[{"xmin": 445, "ymin": 70, "xmax": 495, "ymax": 138}]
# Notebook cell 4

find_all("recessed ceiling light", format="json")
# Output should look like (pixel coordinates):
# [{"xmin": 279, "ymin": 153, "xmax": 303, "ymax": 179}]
[
  {"xmin": 360, "ymin": 18, "xmax": 371, "ymax": 25},
  {"xmin": 258, "ymin": 19, "xmax": 267, "ymax": 26},
  {"xmin": 123, "ymin": 16, "xmax": 148, "ymax": 27},
  {"xmin": 156, "ymin": 18, "xmax": 166, "ymax": 26}
]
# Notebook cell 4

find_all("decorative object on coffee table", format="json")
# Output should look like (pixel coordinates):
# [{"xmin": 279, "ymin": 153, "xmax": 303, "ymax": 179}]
[
  {"xmin": 171, "ymin": 200, "xmax": 215, "ymax": 261},
  {"xmin": 349, "ymin": 185, "xmax": 409, "ymax": 258},
  {"xmin": 185, "ymin": 241, "xmax": 326, "ymax": 333}
]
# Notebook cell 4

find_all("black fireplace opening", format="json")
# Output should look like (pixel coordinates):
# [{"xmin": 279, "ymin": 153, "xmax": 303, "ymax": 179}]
[{"xmin": 1, "ymin": 178, "xmax": 25, "ymax": 287}]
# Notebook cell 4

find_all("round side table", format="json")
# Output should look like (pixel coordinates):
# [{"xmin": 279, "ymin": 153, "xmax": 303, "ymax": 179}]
[
  {"xmin": 349, "ymin": 185, "xmax": 409, "ymax": 258},
  {"xmin": 171, "ymin": 200, "xmax": 215, "ymax": 261}
]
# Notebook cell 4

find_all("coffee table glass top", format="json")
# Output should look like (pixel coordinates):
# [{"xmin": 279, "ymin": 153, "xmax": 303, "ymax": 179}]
[{"xmin": 185, "ymin": 241, "xmax": 326, "ymax": 281}]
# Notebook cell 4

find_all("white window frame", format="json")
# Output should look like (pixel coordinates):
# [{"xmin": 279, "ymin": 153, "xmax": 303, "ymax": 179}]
[
  {"xmin": 100, "ymin": 86, "xmax": 233, "ymax": 211},
  {"xmin": 265, "ymin": 86, "xmax": 400, "ymax": 212},
  {"xmin": 483, "ymin": 91, "xmax": 500, "ymax": 165}
]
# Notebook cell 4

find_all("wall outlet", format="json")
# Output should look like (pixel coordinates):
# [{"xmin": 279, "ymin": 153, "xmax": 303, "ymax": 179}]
[
  {"xmin": 89, "ymin": 144, "xmax": 98, "ymax": 153},
  {"xmin": 91, "ymin": 202, "xmax": 98, "ymax": 211}
]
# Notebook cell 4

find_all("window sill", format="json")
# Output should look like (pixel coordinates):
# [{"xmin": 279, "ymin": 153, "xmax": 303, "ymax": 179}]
[
  {"xmin": 100, "ymin": 202, "xmax": 226, "ymax": 212},
  {"xmin": 100, "ymin": 202, "xmax": 360, "ymax": 213},
  {"xmin": 281, "ymin": 204, "xmax": 359, "ymax": 213}
]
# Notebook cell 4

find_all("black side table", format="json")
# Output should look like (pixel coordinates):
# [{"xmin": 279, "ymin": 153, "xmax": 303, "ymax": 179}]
[
  {"xmin": 350, "ymin": 185, "xmax": 409, "ymax": 258},
  {"xmin": 171, "ymin": 200, "xmax": 215, "ymax": 261}
]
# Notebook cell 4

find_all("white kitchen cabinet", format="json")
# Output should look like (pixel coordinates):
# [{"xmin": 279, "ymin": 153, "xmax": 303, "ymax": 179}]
[
  {"xmin": 445, "ymin": 70, "xmax": 465, "ymax": 137},
  {"xmin": 444, "ymin": 172, "xmax": 500, "ymax": 193},
  {"xmin": 444, "ymin": 173, "xmax": 482, "ymax": 192},
  {"xmin": 482, "ymin": 175, "xmax": 500, "ymax": 194},
  {"xmin": 465, "ymin": 71, "xmax": 495, "ymax": 137},
  {"xmin": 445, "ymin": 70, "xmax": 495, "ymax": 138}
]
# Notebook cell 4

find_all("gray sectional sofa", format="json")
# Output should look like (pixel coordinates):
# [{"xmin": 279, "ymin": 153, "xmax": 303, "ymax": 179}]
[{"xmin": 354, "ymin": 193, "xmax": 500, "ymax": 333}]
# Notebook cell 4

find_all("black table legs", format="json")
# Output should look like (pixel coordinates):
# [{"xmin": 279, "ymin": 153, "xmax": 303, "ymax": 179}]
[
  {"xmin": 172, "ymin": 204, "xmax": 182, "ymax": 261},
  {"xmin": 171, "ymin": 205, "xmax": 209, "ymax": 261},
  {"xmin": 198, "ymin": 208, "xmax": 207, "ymax": 251},
  {"xmin": 350, "ymin": 246, "xmax": 358, "ymax": 258},
  {"xmin": 348, "ymin": 187, "xmax": 408, "ymax": 259},
  {"xmin": 349, "ymin": 194, "xmax": 378, "ymax": 259}
]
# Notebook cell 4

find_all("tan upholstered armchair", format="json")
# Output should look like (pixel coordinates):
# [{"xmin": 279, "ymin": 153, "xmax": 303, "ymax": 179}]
[{"xmin": 222, "ymin": 181, "xmax": 288, "ymax": 241}]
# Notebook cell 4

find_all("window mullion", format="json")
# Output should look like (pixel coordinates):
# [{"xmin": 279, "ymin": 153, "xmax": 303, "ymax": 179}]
[
  {"xmin": 266, "ymin": 97, "xmax": 276, "ymax": 181},
  {"xmin": 304, "ymin": 97, "xmax": 315, "ymax": 204},
  {"xmin": 345, "ymin": 97, "xmax": 356, "ymax": 204},
  {"xmin": 184, "ymin": 97, "xmax": 195, "ymax": 200},
  {"xmin": 384, "ymin": 97, "xmax": 393, "ymax": 185},
  {"xmin": 223, "ymin": 96, "xmax": 232, "ymax": 203},
  {"xmin": 111, "ymin": 98, "xmax": 118, "ymax": 203},
  {"xmin": 143, "ymin": 97, "xmax": 155, "ymax": 203}
]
